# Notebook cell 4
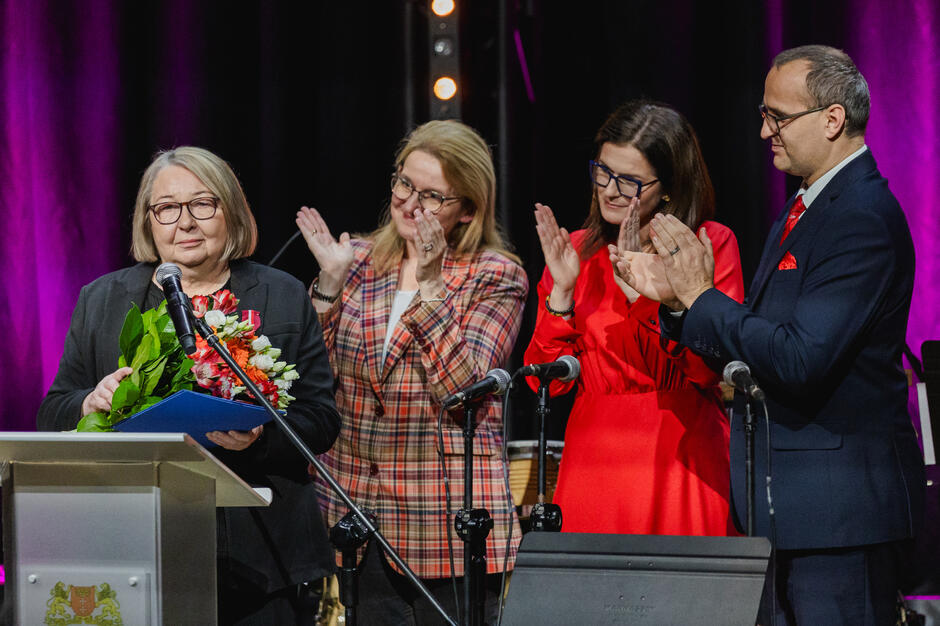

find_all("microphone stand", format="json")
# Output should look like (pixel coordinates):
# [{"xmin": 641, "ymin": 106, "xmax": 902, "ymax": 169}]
[
  {"xmin": 529, "ymin": 381, "xmax": 562, "ymax": 532},
  {"xmin": 744, "ymin": 397, "xmax": 755, "ymax": 537},
  {"xmin": 191, "ymin": 316, "xmax": 457, "ymax": 626},
  {"xmin": 454, "ymin": 401, "xmax": 493, "ymax": 626}
]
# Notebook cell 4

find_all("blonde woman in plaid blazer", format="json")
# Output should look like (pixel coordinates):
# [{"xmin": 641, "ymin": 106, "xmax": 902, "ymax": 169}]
[{"xmin": 296, "ymin": 120, "xmax": 527, "ymax": 623}]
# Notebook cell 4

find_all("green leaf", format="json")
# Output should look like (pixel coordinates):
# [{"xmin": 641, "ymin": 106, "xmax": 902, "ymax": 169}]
[
  {"xmin": 156, "ymin": 315, "xmax": 178, "ymax": 347},
  {"xmin": 110, "ymin": 377, "xmax": 140, "ymax": 412},
  {"xmin": 148, "ymin": 324, "xmax": 162, "ymax": 359},
  {"xmin": 143, "ymin": 357, "xmax": 167, "ymax": 396},
  {"xmin": 137, "ymin": 396, "xmax": 163, "ymax": 411},
  {"xmin": 119, "ymin": 304, "xmax": 143, "ymax": 364},
  {"xmin": 131, "ymin": 334, "xmax": 155, "ymax": 370},
  {"xmin": 77, "ymin": 412, "xmax": 112, "ymax": 432}
]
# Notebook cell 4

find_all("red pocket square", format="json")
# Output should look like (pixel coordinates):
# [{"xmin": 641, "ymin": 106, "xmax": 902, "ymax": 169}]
[{"xmin": 777, "ymin": 251, "xmax": 798, "ymax": 270}]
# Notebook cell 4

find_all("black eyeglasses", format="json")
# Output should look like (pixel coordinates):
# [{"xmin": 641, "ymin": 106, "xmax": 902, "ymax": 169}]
[
  {"xmin": 149, "ymin": 197, "xmax": 220, "ymax": 225},
  {"xmin": 589, "ymin": 161, "xmax": 658, "ymax": 199},
  {"xmin": 758, "ymin": 103, "xmax": 829, "ymax": 134},
  {"xmin": 390, "ymin": 173, "xmax": 461, "ymax": 214}
]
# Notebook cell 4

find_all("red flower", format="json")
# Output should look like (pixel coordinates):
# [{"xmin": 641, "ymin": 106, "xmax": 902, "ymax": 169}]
[
  {"xmin": 191, "ymin": 295, "xmax": 209, "ymax": 318},
  {"xmin": 213, "ymin": 290, "xmax": 238, "ymax": 314}
]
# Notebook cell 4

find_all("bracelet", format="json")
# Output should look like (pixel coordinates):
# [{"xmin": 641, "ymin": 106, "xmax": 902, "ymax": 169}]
[
  {"xmin": 311, "ymin": 277, "xmax": 340, "ymax": 303},
  {"xmin": 545, "ymin": 295, "xmax": 574, "ymax": 317}
]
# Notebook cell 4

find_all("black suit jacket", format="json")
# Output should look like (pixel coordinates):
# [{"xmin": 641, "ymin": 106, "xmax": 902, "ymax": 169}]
[
  {"xmin": 38, "ymin": 259, "xmax": 341, "ymax": 592},
  {"xmin": 662, "ymin": 150, "xmax": 925, "ymax": 549}
]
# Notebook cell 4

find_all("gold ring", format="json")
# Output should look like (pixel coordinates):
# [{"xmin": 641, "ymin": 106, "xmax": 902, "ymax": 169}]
[{"xmin": 669, "ymin": 245, "xmax": 680, "ymax": 256}]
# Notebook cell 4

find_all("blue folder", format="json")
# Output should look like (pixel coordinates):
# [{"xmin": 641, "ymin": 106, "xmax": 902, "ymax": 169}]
[{"xmin": 114, "ymin": 389, "xmax": 274, "ymax": 448}]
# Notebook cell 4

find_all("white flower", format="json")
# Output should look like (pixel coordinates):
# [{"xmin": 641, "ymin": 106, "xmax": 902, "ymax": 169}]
[
  {"xmin": 267, "ymin": 347, "xmax": 281, "ymax": 360},
  {"xmin": 272, "ymin": 361, "xmax": 286, "ymax": 372},
  {"xmin": 249, "ymin": 354, "xmax": 275, "ymax": 371},
  {"xmin": 204, "ymin": 309, "xmax": 226, "ymax": 328},
  {"xmin": 275, "ymin": 378, "xmax": 293, "ymax": 391},
  {"xmin": 252, "ymin": 336, "xmax": 271, "ymax": 351},
  {"xmin": 282, "ymin": 369, "xmax": 299, "ymax": 381}
]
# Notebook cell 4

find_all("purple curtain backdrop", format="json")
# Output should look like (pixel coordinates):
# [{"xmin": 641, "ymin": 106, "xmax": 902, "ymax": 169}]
[
  {"xmin": 1, "ymin": 2, "xmax": 939, "ymax": 433},
  {"xmin": 1, "ymin": 1, "xmax": 124, "ymax": 429},
  {"xmin": 849, "ymin": 0, "xmax": 940, "ymax": 364}
]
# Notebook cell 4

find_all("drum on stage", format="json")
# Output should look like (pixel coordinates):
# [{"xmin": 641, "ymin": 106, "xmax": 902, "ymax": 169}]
[{"xmin": 507, "ymin": 439, "xmax": 563, "ymax": 509}]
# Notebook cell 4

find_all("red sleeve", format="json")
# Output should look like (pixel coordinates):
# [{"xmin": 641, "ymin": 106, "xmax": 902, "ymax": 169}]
[
  {"xmin": 707, "ymin": 221, "xmax": 745, "ymax": 303},
  {"xmin": 522, "ymin": 231, "xmax": 588, "ymax": 396}
]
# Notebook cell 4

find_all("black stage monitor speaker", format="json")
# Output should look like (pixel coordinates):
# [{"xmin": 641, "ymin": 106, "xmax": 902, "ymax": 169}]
[{"xmin": 502, "ymin": 532, "xmax": 771, "ymax": 625}]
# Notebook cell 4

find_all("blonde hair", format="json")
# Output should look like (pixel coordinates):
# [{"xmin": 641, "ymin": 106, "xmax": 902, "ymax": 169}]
[
  {"xmin": 368, "ymin": 120, "xmax": 520, "ymax": 272},
  {"xmin": 131, "ymin": 146, "xmax": 258, "ymax": 263}
]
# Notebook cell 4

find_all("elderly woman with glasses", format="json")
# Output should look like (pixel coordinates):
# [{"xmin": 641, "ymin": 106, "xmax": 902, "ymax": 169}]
[
  {"xmin": 38, "ymin": 146, "xmax": 341, "ymax": 624},
  {"xmin": 524, "ymin": 100, "xmax": 745, "ymax": 537},
  {"xmin": 296, "ymin": 119, "xmax": 526, "ymax": 623}
]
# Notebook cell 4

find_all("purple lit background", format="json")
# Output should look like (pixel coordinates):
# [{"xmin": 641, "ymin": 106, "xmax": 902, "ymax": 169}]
[{"xmin": 1, "ymin": 7, "xmax": 938, "ymax": 433}]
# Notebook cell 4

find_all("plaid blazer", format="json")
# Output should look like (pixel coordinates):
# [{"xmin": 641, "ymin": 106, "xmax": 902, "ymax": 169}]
[{"xmin": 315, "ymin": 239, "xmax": 527, "ymax": 578}]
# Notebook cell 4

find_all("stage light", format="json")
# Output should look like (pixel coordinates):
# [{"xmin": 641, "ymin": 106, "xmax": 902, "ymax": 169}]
[
  {"xmin": 433, "ymin": 77, "xmax": 458, "ymax": 101},
  {"xmin": 431, "ymin": 0, "xmax": 455, "ymax": 17},
  {"xmin": 433, "ymin": 36, "xmax": 454, "ymax": 57},
  {"xmin": 428, "ymin": 0, "xmax": 460, "ymax": 118}
]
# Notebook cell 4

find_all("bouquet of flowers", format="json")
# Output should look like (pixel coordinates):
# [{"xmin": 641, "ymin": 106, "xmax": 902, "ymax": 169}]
[
  {"xmin": 189, "ymin": 290, "xmax": 298, "ymax": 409},
  {"xmin": 77, "ymin": 301, "xmax": 196, "ymax": 432},
  {"xmin": 76, "ymin": 289, "xmax": 297, "ymax": 433}
]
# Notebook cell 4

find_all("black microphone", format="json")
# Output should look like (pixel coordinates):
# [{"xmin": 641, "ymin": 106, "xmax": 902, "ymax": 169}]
[
  {"xmin": 442, "ymin": 368, "xmax": 512, "ymax": 409},
  {"xmin": 517, "ymin": 355, "xmax": 580, "ymax": 382},
  {"xmin": 723, "ymin": 360, "xmax": 766, "ymax": 402},
  {"xmin": 155, "ymin": 262, "xmax": 197, "ymax": 355}
]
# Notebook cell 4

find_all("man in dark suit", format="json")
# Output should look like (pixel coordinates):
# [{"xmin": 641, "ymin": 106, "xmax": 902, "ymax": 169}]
[{"xmin": 623, "ymin": 45, "xmax": 925, "ymax": 624}]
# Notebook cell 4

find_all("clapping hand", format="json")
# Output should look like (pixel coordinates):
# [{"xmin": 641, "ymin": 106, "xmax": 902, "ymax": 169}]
[
  {"xmin": 296, "ymin": 206, "xmax": 354, "ymax": 295},
  {"xmin": 647, "ymin": 213, "xmax": 715, "ymax": 310},
  {"xmin": 534, "ymin": 203, "xmax": 579, "ymax": 309}
]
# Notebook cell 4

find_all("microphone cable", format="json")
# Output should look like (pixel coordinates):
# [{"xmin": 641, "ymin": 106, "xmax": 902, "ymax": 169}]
[
  {"xmin": 495, "ymin": 375, "xmax": 521, "ymax": 626},
  {"xmin": 761, "ymin": 397, "xmax": 778, "ymax": 626},
  {"xmin": 436, "ymin": 403, "xmax": 462, "ymax": 624},
  {"xmin": 267, "ymin": 230, "xmax": 303, "ymax": 267}
]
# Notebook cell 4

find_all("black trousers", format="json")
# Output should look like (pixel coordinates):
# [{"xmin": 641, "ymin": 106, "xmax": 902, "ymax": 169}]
[
  {"xmin": 353, "ymin": 541, "xmax": 506, "ymax": 625},
  {"xmin": 759, "ymin": 540, "xmax": 910, "ymax": 626}
]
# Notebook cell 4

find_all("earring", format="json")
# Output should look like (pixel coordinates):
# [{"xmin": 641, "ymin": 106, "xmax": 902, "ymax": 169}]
[{"xmin": 661, "ymin": 194, "xmax": 671, "ymax": 203}]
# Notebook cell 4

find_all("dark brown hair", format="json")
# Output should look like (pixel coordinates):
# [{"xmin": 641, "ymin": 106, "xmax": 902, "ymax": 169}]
[{"xmin": 580, "ymin": 100, "xmax": 715, "ymax": 259}]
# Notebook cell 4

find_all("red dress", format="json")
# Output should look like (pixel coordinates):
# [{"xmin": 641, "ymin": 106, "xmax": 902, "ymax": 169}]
[{"xmin": 524, "ymin": 221, "xmax": 745, "ymax": 535}]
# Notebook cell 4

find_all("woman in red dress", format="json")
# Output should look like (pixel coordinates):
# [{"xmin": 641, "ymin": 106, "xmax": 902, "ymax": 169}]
[{"xmin": 524, "ymin": 100, "xmax": 744, "ymax": 535}]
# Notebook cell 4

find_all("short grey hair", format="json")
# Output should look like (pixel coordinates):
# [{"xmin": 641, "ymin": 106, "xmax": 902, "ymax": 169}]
[
  {"xmin": 131, "ymin": 146, "xmax": 257, "ymax": 263},
  {"xmin": 774, "ymin": 45, "xmax": 870, "ymax": 137}
]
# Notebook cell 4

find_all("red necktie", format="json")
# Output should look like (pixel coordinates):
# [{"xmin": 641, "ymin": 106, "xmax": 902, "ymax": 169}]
[{"xmin": 780, "ymin": 195, "xmax": 806, "ymax": 244}]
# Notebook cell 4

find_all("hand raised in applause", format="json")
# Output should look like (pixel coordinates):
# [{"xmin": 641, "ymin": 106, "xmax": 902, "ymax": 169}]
[
  {"xmin": 608, "ymin": 198, "xmax": 644, "ymax": 303},
  {"xmin": 81, "ymin": 366, "xmax": 133, "ymax": 416},
  {"xmin": 534, "ymin": 203, "xmax": 579, "ymax": 311},
  {"xmin": 648, "ymin": 213, "xmax": 715, "ymax": 310},
  {"xmin": 608, "ymin": 198, "xmax": 678, "ymax": 305},
  {"xmin": 296, "ymin": 206, "xmax": 354, "ymax": 296}
]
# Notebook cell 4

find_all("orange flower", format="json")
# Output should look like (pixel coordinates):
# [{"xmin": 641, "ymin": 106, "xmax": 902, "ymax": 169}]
[
  {"xmin": 229, "ymin": 344, "xmax": 250, "ymax": 369},
  {"xmin": 244, "ymin": 365, "xmax": 269, "ymax": 385}
]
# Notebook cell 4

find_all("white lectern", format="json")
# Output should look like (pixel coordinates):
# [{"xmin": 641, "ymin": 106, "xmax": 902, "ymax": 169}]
[{"xmin": 0, "ymin": 432, "xmax": 270, "ymax": 625}]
